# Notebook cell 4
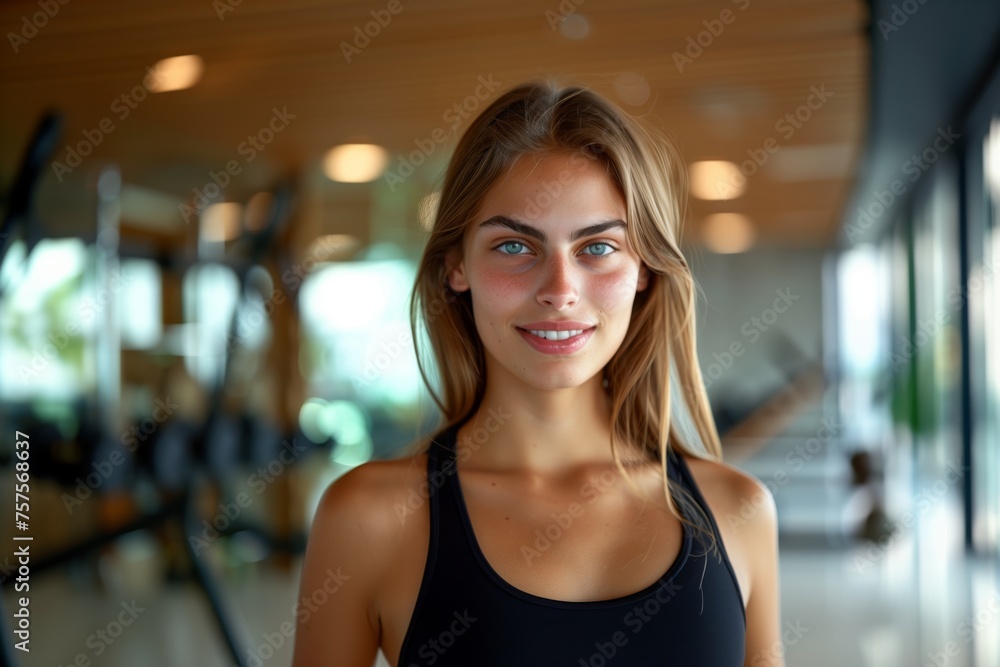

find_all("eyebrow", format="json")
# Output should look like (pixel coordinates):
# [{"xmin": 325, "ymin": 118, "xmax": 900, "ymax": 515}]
[{"xmin": 477, "ymin": 215, "xmax": 626, "ymax": 242}]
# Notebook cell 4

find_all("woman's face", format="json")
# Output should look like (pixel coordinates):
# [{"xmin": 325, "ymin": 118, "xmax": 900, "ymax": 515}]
[{"xmin": 447, "ymin": 151, "xmax": 649, "ymax": 390}]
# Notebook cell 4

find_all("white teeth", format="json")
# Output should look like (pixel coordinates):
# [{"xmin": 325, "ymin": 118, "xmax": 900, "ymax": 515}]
[{"xmin": 528, "ymin": 329, "xmax": 585, "ymax": 340}]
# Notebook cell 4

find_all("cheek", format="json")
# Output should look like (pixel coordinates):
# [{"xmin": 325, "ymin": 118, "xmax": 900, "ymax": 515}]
[
  {"xmin": 592, "ymin": 271, "xmax": 640, "ymax": 311},
  {"xmin": 470, "ymin": 263, "xmax": 640, "ymax": 314},
  {"xmin": 472, "ymin": 265, "xmax": 531, "ymax": 308}
]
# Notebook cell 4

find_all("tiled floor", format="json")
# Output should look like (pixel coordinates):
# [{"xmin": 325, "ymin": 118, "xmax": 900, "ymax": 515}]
[{"xmin": 4, "ymin": 510, "xmax": 998, "ymax": 667}]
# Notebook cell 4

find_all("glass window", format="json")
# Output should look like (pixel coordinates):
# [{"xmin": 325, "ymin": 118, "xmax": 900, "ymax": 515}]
[
  {"xmin": 119, "ymin": 258, "xmax": 162, "ymax": 350},
  {"xmin": 298, "ymin": 259, "xmax": 422, "ymax": 409},
  {"xmin": 0, "ymin": 238, "xmax": 94, "ymax": 399},
  {"xmin": 181, "ymin": 262, "xmax": 240, "ymax": 386}
]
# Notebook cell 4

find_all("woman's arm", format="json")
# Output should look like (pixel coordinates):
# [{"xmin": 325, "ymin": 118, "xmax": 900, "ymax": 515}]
[
  {"xmin": 291, "ymin": 465, "xmax": 386, "ymax": 667},
  {"xmin": 739, "ymin": 477, "xmax": 784, "ymax": 667}
]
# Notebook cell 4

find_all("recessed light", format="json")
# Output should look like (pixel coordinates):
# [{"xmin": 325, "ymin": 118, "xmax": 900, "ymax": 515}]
[
  {"xmin": 690, "ymin": 160, "xmax": 745, "ymax": 200},
  {"xmin": 148, "ymin": 55, "xmax": 203, "ymax": 92},
  {"xmin": 323, "ymin": 143, "xmax": 389, "ymax": 182},
  {"xmin": 701, "ymin": 213, "xmax": 755, "ymax": 253},
  {"xmin": 560, "ymin": 14, "xmax": 590, "ymax": 39},
  {"xmin": 200, "ymin": 202, "xmax": 242, "ymax": 242},
  {"xmin": 614, "ymin": 72, "xmax": 650, "ymax": 106}
]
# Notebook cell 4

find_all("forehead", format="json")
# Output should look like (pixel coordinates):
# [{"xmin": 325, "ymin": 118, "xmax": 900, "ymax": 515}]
[{"xmin": 475, "ymin": 152, "xmax": 626, "ymax": 225}]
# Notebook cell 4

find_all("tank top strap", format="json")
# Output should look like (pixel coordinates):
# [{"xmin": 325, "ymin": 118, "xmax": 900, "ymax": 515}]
[
  {"xmin": 397, "ymin": 425, "xmax": 748, "ymax": 665},
  {"xmin": 421, "ymin": 422, "xmax": 458, "ymax": 524},
  {"xmin": 667, "ymin": 448, "xmax": 717, "ymax": 529},
  {"xmin": 666, "ymin": 446, "xmax": 747, "ymax": 626}
]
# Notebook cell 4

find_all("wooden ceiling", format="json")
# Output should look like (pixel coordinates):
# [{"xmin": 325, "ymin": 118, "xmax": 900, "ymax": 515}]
[{"xmin": 0, "ymin": 0, "xmax": 868, "ymax": 250}]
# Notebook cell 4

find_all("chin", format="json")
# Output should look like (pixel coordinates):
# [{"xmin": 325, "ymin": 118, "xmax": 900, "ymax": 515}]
[{"xmin": 524, "ymin": 367, "xmax": 603, "ymax": 390}]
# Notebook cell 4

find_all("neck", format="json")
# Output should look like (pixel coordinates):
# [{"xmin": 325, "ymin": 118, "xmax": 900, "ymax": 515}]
[{"xmin": 454, "ymin": 379, "xmax": 649, "ymax": 476}]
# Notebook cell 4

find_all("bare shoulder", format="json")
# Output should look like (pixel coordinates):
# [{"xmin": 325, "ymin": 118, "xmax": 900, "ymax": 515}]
[
  {"xmin": 678, "ymin": 452, "xmax": 779, "ymax": 608},
  {"xmin": 680, "ymin": 451, "xmax": 778, "ymax": 524},
  {"xmin": 313, "ymin": 451, "xmax": 431, "ymax": 555},
  {"xmin": 677, "ymin": 453, "xmax": 785, "ymax": 664},
  {"xmin": 293, "ymin": 452, "xmax": 430, "ymax": 666}
]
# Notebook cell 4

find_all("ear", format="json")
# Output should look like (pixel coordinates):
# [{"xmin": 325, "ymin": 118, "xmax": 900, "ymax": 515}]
[
  {"xmin": 636, "ymin": 264, "xmax": 650, "ymax": 292},
  {"xmin": 446, "ymin": 247, "xmax": 470, "ymax": 292}
]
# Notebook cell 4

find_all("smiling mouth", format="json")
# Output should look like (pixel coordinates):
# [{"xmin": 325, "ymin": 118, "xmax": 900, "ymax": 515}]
[{"xmin": 516, "ymin": 326, "xmax": 596, "ymax": 341}]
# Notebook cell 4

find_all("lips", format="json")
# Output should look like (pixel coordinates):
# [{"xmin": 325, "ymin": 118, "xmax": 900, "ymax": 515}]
[
  {"xmin": 516, "ymin": 326, "xmax": 596, "ymax": 340},
  {"xmin": 516, "ymin": 326, "xmax": 596, "ymax": 355},
  {"xmin": 517, "ymin": 321, "xmax": 596, "ymax": 331}
]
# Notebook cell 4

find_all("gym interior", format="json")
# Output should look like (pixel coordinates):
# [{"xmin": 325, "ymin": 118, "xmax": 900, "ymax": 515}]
[{"xmin": 1, "ymin": 0, "xmax": 999, "ymax": 665}]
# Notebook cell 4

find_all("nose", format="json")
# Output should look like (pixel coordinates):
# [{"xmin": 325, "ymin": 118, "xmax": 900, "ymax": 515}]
[{"xmin": 535, "ymin": 252, "xmax": 579, "ymax": 310}]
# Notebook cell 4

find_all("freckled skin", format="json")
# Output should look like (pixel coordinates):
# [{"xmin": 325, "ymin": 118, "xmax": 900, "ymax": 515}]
[{"xmin": 447, "ymin": 152, "xmax": 649, "ymax": 392}]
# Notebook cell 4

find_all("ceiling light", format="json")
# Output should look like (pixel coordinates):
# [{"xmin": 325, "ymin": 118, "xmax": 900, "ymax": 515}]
[
  {"xmin": 559, "ymin": 14, "xmax": 590, "ymax": 39},
  {"xmin": 614, "ymin": 72, "xmax": 650, "ymax": 107},
  {"xmin": 701, "ymin": 213, "xmax": 755, "ymax": 253},
  {"xmin": 200, "ymin": 202, "xmax": 242, "ymax": 242},
  {"xmin": 690, "ymin": 160, "xmax": 745, "ymax": 200},
  {"xmin": 323, "ymin": 143, "xmax": 390, "ymax": 183},
  {"xmin": 148, "ymin": 55, "xmax": 204, "ymax": 92}
]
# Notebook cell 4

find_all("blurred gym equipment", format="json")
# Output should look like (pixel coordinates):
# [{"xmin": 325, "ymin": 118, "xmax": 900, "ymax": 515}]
[{"xmin": 0, "ymin": 111, "xmax": 319, "ymax": 667}]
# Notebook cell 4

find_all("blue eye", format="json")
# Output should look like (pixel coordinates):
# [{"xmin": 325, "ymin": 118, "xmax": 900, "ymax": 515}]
[
  {"xmin": 495, "ymin": 241, "xmax": 527, "ymax": 255},
  {"xmin": 584, "ymin": 242, "xmax": 614, "ymax": 256},
  {"xmin": 491, "ymin": 240, "xmax": 620, "ymax": 257}
]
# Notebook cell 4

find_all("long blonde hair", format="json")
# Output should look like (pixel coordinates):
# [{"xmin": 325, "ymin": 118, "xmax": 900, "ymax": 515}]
[{"xmin": 403, "ymin": 77, "xmax": 723, "ymax": 547}]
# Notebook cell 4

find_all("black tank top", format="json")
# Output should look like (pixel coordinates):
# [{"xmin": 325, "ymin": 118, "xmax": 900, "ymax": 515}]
[{"xmin": 395, "ymin": 421, "xmax": 746, "ymax": 666}]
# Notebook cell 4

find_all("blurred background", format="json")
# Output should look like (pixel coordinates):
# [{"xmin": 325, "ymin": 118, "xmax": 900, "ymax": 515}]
[{"xmin": 0, "ymin": 0, "xmax": 998, "ymax": 665}]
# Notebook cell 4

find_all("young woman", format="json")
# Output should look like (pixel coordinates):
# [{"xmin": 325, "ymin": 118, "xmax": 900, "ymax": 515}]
[{"xmin": 292, "ymin": 80, "xmax": 783, "ymax": 667}]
